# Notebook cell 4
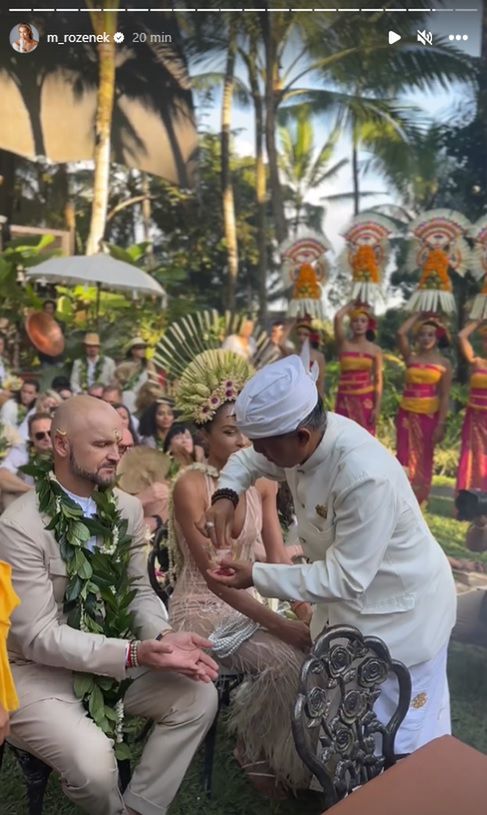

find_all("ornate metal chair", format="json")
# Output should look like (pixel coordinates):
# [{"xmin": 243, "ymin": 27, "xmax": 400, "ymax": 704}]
[{"xmin": 292, "ymin": 624, "xmax": 412, "ymax": 810}]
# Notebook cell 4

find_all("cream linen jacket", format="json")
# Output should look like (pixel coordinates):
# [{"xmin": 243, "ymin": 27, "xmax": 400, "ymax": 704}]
[
  {"xmin": 219, "ymin": 412, "xmax": 456, "ymax": 667},
  {"xmin": 0, "ymin": 488, "xmax": 169, "ymax": 705}
]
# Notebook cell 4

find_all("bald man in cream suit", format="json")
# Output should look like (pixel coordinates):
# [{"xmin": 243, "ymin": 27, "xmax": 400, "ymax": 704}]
[
  {"xmin": 205, "ymin": 356, "xmax": 456, "ymax": 756},
  {"xmin": 0, "ymin": 396, "xmax": 218, "ymax": 815}
]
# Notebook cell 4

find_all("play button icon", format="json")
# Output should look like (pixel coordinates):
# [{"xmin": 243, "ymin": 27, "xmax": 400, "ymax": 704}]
[{"xmin": 388, "ymin": 31, "xmax": 402, "ymax": 45}]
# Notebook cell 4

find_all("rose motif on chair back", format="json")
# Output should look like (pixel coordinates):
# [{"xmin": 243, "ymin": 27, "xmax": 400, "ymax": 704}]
[{"xmin": 292, "ymin": 625, "xmax": 412, "ymax": 810}]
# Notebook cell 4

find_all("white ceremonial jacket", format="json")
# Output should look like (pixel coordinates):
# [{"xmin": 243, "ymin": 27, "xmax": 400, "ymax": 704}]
[{"xmin": 219, "ymin": 412, "xmax": 456, "ymax": 667}]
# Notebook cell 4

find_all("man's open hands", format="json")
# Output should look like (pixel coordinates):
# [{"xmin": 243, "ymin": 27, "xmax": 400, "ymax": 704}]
[
  {"xmin": 0, "ymin": 701, "xmax": 10, "ymax": 745},
  {"xmin": 138, "ymin": 632, "xmax": 219, "ymax": 683}
]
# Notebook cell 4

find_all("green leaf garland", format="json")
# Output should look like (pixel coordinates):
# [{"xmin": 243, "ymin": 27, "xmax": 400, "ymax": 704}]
[{"xmin": 31, "ymin": 457, "xmax": 137, "ymax": 758}]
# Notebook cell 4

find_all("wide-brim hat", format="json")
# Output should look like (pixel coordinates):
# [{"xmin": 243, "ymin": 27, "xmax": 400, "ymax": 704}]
[
  {"xmin": 84, "ymin": 332, "xmax": 100, "ymax": 346},
  {"xmin": 126, "ymin": 336, "xmax": 147, "ymax": 351}
]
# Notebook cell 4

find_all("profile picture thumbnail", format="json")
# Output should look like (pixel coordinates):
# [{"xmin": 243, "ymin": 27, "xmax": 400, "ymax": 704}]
[{"xmin": 10, "ymin": 22, "xmax": 40, "ymax": 54}]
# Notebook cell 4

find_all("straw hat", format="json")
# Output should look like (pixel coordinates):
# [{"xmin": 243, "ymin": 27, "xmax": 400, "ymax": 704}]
[
  {"xmin": 126, "ymin": 336, "xmax": 147, "ymax": 351},
  {"xmin": 84, "ymin": 332, "xmax": 100, "ymax": 346}
]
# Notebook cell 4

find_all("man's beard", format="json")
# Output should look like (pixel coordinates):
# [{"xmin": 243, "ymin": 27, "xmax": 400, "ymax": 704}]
[{"xmin": 69, "ymin": 449, "xmax": 116, "ymax": 488}]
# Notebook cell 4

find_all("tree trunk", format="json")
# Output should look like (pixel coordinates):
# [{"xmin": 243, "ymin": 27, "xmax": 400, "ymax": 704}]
[
  {"xmin": 247, "ymin": 40, "xmax": 268, "ymax": 320},
  {"xmin": 221, "ymin": 25, "xmax": 239, "ymax": 312},
  {"xmin": 261, "ymin": 12, "xmax": 287, "ymax": 244},
  {"xmin": 85, "ymin": 8, "xmax": 118, "ymax": 255},
  {"xmin": 352, "ymin": 126, "xmax": 360, "ymax": 216},
  {"xmin": 0, "ymin": 150, "xmax": 16, "ymax": 222}
]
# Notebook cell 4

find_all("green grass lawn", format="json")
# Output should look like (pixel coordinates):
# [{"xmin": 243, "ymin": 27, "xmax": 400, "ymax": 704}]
[{"xmin": 1, "ymin": 484, "xmax": 486, "ymax": 814}]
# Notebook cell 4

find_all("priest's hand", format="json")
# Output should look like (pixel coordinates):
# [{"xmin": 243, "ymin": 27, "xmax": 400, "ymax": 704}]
[
  {"xmin": 207, "ymin": 559, "xmax": 254, "ymax": 589},
  {"xmin": 0, "ymin": 702, "xmax": 10, "ymax": 746},
  {"xmin": 197, "ymin": 499, "xmax": 235, "ymax": 550},
  {"xmin": 138, "ymin": 633, "xmax": 219, "ymax": 683}
]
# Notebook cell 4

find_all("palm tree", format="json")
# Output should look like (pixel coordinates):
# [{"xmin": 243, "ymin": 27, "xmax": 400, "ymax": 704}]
[
  {"xmin": 221, "ymin": 21, "xmax": 239, "ymax": 311},
  {"xmin": 85, "ymin": 2, "xmax": 118, "ymax": 255},
  {"xmin": 278, "ymin": 112, "xmax": 347, "ymax": 234}
]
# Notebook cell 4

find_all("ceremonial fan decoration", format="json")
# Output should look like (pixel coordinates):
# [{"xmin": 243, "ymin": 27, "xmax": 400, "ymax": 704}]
[
  {"xmin": 339, "ymin": 214, "xmax": 394, "ymax": 307},
  {"xmin": 280, "ymin": 231, "xmax": 331, "ymax": 320},
  {"xmin": 153, "ymin": 310, "xmax": 279, "ymax": 383},
  {"xmin": 406, "ymin": 209, "xmax": 471, "ymax": 314},
  {"xmin": 469, "ymin": 216, "xmax": 487, "ymax": 320}
]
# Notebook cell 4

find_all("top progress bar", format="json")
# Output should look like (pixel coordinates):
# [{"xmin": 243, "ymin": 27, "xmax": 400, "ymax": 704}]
[{"xmin": 7, "ymin": 7, "xmax": 481, "ymax": 12}]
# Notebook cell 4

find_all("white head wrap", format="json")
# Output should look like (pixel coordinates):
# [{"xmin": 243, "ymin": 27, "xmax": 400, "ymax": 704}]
[{"xmin": 235, "ymin": 354, "xmax": 319, "ymax": 439}]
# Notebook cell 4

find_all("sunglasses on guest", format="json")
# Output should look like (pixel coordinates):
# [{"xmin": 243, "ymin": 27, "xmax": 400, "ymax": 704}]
[{"xmin": 34, "ymin": 431, "xmax": 50, "ymax": 441}]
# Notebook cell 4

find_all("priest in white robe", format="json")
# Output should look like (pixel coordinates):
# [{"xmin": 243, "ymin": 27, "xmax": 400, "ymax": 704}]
[{"xmin": 204, "ymin": 355, "xmax": 456, "ymax": 755}]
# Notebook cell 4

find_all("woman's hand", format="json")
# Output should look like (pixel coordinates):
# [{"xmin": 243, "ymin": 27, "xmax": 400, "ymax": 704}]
[
  {"xmin": 274, "ymin": 619, "xmax": 312, "ymax": 653},
  {"xmin": 196, "ymin": 499, "xmax": 236, "ymax": 550},
  {"xmin": 0, "ymin": 702, "xmax": 10, "ymax": 746}
]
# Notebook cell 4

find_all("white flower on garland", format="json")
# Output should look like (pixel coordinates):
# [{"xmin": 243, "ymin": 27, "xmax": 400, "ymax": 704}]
[{"xmin": 115, "ymin": 699, "xmax": 125, "ymax": 744}]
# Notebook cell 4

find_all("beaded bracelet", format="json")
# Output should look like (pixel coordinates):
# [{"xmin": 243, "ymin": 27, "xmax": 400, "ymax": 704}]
[
  {"xmin": 211, "ymin": 488, "xmax": 239, "ymax": 508},
  {"xmin": 127, "ymin": 640, "xmax": 140, "ymax": 669}
]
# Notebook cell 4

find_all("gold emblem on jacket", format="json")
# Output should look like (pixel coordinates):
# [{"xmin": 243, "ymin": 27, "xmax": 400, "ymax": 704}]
[
  {"xmin": 411, "ymin": 692, "xmax": 428, "ymax": 709},
  {"xmin": 315, "ymin": 504, "xmax": 328, "ymax": 519}
]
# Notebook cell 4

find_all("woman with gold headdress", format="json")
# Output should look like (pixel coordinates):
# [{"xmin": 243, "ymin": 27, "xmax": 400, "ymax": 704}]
[
  {"xmin": 168, "ymin": 349, "xmax": 311, "ymax": 797},
  {"xmin": 333, "ymin": 303, "xmax": 383, "ymax": 435},
  {"xmin": 456, "ymin": 320, "xmax": 487, "ymax": 493},
  {"xmin": 396, "ymin": 313, "xmax": 452, "ymax": 505}
]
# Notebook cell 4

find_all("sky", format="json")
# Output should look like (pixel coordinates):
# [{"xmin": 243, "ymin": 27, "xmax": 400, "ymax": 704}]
[{"xmin": 191, "ymin": 4, "xmax": 483, "ymax": 312}]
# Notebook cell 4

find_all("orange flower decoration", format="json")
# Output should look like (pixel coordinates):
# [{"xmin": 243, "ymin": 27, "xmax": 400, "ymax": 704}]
[
  {"xmin": 293, "ymin": 263, "xmax": 321, "ymax": 300},
  {"xmin": 418, "ymin": 248, "xmax": 452, "ymax": 292},
  {"xmin": 351, "ymin": 244, "xmax": 380, "ymax": 284},
  {"xmin": 481, "ymin": 277, "xmax": 487, "ymax": 295}
]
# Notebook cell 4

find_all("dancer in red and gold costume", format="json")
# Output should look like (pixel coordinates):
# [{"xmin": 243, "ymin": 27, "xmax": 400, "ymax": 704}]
[
  {"xmin": 334, "ymin": 303, "xmax": 383, "ymax": 435},
  {"xmin": 396, "ymin": 313, "xmax": 452, "ymax": 505},
  {"xmin": 456, "ymin": 320, "xmax": 487, "ymax": 493}
]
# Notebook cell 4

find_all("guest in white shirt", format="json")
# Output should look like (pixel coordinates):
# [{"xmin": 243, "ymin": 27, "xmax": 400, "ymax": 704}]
[
  {"xmin": 205, "ymin": 355, "xmax": 456, "ymax": 755},
  {"xmin": 0, "ymin": 378, "xmax": 39, "ymax": 430},
  {"xmin": 0, "ymin": 333, "xmax": 10, "ymax": 387},
  {"xmin": 0, "ymin": 412, "xmax": 52, "ymax": 508},
  {"xmin": 221, "ymin": 317, "xmax": 257, "ymax": 362},
  {"xmin": 70, "ymin": 333, "xmax": 116, "ymax": 394}
]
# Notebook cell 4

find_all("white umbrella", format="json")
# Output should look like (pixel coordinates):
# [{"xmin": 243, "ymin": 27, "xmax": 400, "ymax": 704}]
[{"xmin": 25, "ymin": 255, "xmax": 167, "ymax": 316}]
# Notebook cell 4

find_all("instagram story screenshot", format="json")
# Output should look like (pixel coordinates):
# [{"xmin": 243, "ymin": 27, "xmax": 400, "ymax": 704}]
[{"xmin": 0, "ymin": 2, "xmax": 486, "ymax": 815}]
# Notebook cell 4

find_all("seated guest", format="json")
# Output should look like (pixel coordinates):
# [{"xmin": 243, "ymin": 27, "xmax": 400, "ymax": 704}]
[
  {"xmin": 70, "ymin": 333, "xmax": 115, "ymax": 394},
  {"xmin": 0, "ymin": 559, "xmax": 20, "ymax": 746},
  {"xmin": 0, "ymin": 396, "xmax": 218, "ymax": 815},
  {"xmin": 118, "ymin": 338, "xmax": 157, "ymax": 414},
  {"xmin": 88, "ymin": 382, "xmax": 104, "ymax": 399},
  {"xmin": 113, "ymin": 402, "xmax": 140, "ymax": 441},
  {"xmin": 0, "ymin": 378, "xmax": 39, "ymax": 429},
  {"xmin": 51, "ymin": 376, "xmax": 73, "ymax": 401},
  {"xmin": 139, "ymin": 398, "xmax": 175, "ymax": 450},
  {"xmin": 221, "ymin": 316, "xmax": 256, "ymax": 361},
  {"xmin": 18, "ymin": 389, "xmax": 62, "ymax": 441},
  {"xmin": 169, "ymin": 350, "xmax": 310, "ymax": 796},
  {"xmin": 102, "ymin": 385, "xmax": 124, "ymax": 407},
  {"xmin": 163, "ymin": 423, "xmax": 205, "ymax": 475},
  {"xmin": 0, "ymin": 413, "xmax": 52, "ymax": 508},
  {"xmin": 134, "ymin": 380, "xmax": 165, "ymax": 418}
]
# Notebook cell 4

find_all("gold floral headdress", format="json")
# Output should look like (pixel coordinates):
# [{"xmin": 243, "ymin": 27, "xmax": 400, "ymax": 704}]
[{"xmin": 175, "ymin": 350, "xmax": 254, "ymax": 426}]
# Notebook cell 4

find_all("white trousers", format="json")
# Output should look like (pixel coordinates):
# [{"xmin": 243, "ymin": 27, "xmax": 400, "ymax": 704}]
[{"xmin": 374, "ymin": 644, "xmax": 451, "ymax": 754}]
